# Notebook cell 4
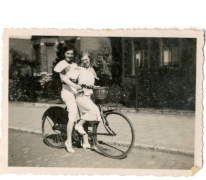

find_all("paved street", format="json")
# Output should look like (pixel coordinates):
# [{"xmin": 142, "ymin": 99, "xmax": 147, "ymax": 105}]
[
  {"xmin": 9, "ymin": 102, "xmax": 195, "ymax": 154},
  {"xmin": 8, "ymin": 129, "xmax": 194, "ymax": 169}
]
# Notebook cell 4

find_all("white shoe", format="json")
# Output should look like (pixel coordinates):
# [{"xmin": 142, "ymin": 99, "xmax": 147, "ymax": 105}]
[
  {"xmin": 65, "ymin": 141, "xmax": 75, "ymax": 153},
  {"xmin": 75, "ymin": 124, "xmax": 86, "ymax": 135},
  {"xmin": 82, "ymin": 143, "xmax": 91, "ymax": 149}
]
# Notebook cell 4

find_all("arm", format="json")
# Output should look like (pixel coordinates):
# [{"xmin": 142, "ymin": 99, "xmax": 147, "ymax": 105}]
[{"xmin": 60, "ymin": 73, "xmax": 82, "ymax": 90}]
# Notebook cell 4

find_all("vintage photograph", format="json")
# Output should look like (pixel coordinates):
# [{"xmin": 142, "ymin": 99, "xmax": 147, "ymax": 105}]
[{"xmin": 1, "ymin": 29, "xmax": 203, "ymax": 175}]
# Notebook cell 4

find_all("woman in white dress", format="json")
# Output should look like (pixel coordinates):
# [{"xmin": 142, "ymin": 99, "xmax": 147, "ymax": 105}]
[
  {"xmin": 54, "ymin": 45, "xmax": 82, "ymax": 153},
  {"xmin": 74, "ymin": 51, "xmax": 102, "ymax": 149}
]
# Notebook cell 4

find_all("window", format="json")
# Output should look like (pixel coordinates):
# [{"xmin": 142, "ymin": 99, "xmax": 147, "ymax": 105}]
[
  {"xmin": 136, "ymin": 50, "xmax": 149, "ymax": 68},
  {"xmin": 45, "ymin": 44, "xmax": 55, "ymax": 74},
  {"xmin": 134, "ymin": 38, "xmax": 149, "ymax": 69},
  {"xmin": 33, "ymin": 45, "xmax": 40, "ymax": 73},
  {"xmin": 162, "ymin": 38, "xmax": 181, "ymax": 67},
  {"xmin": 136, "ymin": 51, "xmax": 141, "ymax": 67},
  {"xmin": 163, "ymin": 48, "xmax": 171, "ymax": 66},
  {"xmin": 162, "ymin": 47, "xmax": 181, "ymax": 67},
  {"xmin": 171, "ymin": 47, "xmax": 181, "ymax": 66}
]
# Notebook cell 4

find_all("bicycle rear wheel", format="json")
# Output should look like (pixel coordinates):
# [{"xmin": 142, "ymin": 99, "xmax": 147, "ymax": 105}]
[
  {"xmin": 94, "ymin": 112, "xmax": 135, "ymax": 159},
  {"xmin": 42, "ymin": 107, "xmax": 67, "ymax": 148}
]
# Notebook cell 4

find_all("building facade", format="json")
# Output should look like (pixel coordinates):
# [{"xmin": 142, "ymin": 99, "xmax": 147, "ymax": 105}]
[
  {"xmin": 121, "ymin": 38, "xmax": 196, "ymax": 109},
  {"xmin": 9, "ymin": 36, "xmax": 112, "ymax": 76},
  {"xmin": 9, "ymin": 36, "xmax": 196, "ymax": 110},
  {"xmin": 121, "ymin": 38, "xmax": 196, "ymax": 84}
]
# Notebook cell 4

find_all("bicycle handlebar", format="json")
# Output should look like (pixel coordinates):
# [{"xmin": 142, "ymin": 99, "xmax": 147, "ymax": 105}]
[{"xmin": 80, "ymin": 84, "xmax": 100, "ymax": 89}]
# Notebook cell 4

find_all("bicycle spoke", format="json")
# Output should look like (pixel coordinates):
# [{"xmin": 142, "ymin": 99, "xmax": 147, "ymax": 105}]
[
  {"xmin": 42, "ymin": 107, "xmax": 68, "ymax": 149},
  {"xmin": 95, "ymin": 112, "xmax": 135, "ymax": 159}
]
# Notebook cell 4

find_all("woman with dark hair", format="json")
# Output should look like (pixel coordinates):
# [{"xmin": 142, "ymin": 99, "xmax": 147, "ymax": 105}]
[{"xmin": 53, "ymin": 44, "xmax": 82, "ymax": 153}]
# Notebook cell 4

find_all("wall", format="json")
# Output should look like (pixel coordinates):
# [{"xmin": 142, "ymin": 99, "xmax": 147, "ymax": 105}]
[
  {"xmin": 9, "ymin": 36, "xmax": 113, "ymax": 76},
  {"xmin": 79, "ymin": 37, "xmax": 111, "ymax": 59},
  {"xmin": 32, "ymin": 37, "xmax": 59, "ymax": 74}
]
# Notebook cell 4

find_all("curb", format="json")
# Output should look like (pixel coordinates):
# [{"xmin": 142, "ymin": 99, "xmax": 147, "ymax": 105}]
[
  {"xmin": 133, "ymin": 144, "xmax": 194, "ymax": 157},
  {"xmin": 9, "ymin": 127, "xmax": 194, "ymax": 157},
  {"xmin": 9, "ymin": 126, "xmax": 43, "ymax": 136},
  {"xmin": 10, "ymin": 102, "xmax": 195, "ymax": 116}
]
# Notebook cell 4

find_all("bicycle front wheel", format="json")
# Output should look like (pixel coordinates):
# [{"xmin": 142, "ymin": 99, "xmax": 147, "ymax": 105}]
[{"xmin": 95, "ymin": 112, "xmax": 135, "ymax": 159}]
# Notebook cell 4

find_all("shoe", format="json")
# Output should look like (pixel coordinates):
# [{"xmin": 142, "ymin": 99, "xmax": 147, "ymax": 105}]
[
  {"xmin": 75, "ymin": 124, "xmax": 86, "ymax": 135},
  {"xmin": 82, "ymin": 143, "xmax": 91, "ymax": 149},
  {"xmin": 65, "ymin": 141, "xmax": 75, "ymax": 153},
  {"xmin": 91, "ymin": 145, "xmax": 98, "ymax": 150}
]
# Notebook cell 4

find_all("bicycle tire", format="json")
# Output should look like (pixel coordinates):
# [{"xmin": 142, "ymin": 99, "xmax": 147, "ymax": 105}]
[
  {"xmin": 94, "ymin": 111, "xmax": 135, "ymax": 159},
  {"xmin": 42, "ymin": 107, "xmax": 68, "ymax": 149}
]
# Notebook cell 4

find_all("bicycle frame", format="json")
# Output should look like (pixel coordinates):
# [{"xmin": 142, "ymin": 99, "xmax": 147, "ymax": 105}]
[
  {"xmin": 42, "ymin": 99, "xmax": 135, "ymax": 159},
  {"xmin": 42, "ymin": 85, "xmax": 135, "ymax": 158}
]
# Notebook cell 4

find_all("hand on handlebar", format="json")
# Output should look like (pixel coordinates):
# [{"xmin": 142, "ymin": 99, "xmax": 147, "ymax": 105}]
[
  {"xmin": 76, "ymin": 84, "xmax": 83, "ymax": 91},
  {"xmin": 86, "ymin": 85, "xmax": 94, "ymax": 89},
  {"xmin": 80, "ymin": 84, "xmax": 101, "ymax": 89},
  {"xmin": 80, "ymin": 84, "xmax": 93, "ymax": 89}
]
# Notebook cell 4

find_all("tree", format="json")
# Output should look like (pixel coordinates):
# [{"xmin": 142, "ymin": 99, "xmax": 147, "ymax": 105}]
[
  {"xmin": 9, "ymin": 48, "xmax": 40, "ymax": 102},
  {"xmin": 9, "ymin": 48, "xmax": 40, "ymax": 77},
  {"xmin": 93, "ymin": 46, "xmax": 113, "ymax": 86}
]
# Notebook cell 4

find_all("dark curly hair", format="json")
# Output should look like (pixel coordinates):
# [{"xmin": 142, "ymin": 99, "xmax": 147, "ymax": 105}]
[
  {"xmin": 62, "ymin": 43, "xmax": 77, "ymax": 62},
  {"xmin": 64, "ymin": 43, "xmax": 76, "ymax": 55}
]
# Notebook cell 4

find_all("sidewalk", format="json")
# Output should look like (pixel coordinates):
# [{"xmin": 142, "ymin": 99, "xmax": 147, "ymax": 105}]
[{"xmin": 8, "ymin": 102, "xmax": 195, "ymax": 157}]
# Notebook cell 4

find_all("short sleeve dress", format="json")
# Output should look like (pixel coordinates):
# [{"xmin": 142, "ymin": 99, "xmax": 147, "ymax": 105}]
[
  {"xmin": 76, "ymin": 67, "xmax": 101, "ymax": 121},
  {"xmin": 54, "ymin": 60, "xmax": 79, "ymax": 94}
]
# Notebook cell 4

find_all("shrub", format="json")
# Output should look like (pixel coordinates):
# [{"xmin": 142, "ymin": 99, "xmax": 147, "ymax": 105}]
[
  {"xmin": 9, "ymin": 74, "xmax": 41, "ymax": 102},
  {"xmin": 108, "ymin": 84, "xmax": 136, "ymax": 107},
  {"xmin": 137, "ymin": 67, "xmax": 196, "ymax": 110},
  {"xmin": 36, "ymin": 74, "xmax": 62, "ymax": 100}
]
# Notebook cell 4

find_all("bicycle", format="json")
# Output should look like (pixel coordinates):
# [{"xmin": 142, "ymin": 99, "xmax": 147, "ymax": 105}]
[{"xmin": 42, "ymin": 86, "xmax": 135, "ymax": 159}]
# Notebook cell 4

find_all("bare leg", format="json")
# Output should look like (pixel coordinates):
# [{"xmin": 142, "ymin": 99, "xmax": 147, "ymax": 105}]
[
  {"xmin": 82, "ymin": 134, "xmax": 90, "ymax": 145},
  {"xmin": 65, "ymin": 118, "xmax": 75, "ymax": 151},
  {"xmin": 78, "ymin": 119, "xmax": 86, "ymax": 126},
  {"xmin": 75, "ymin": 120, "xmax": 90, "ymax": 148},
  {"xmin": 75, "ymin": 119, "xmax": 87, "ymax": 134},
  {"xmin": 63, "ymin": 92, "xmax": 78, "ymax": 153},
  {"xmin": 82, "ymin": 125, "xmax": 90, "ymax": 149}
]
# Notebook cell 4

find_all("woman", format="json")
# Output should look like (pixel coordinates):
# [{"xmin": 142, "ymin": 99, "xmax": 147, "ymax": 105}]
[
  {"xmin": 62, "ymin": 50, "xmax": 101, "ymax": 149},
  {"xmin": 74, "ymin": 51, "xmax": 102, "ymax": 149},
  {"xmin": 54, "ymin": 45, "xmax": 82, "ymax": 153}
]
